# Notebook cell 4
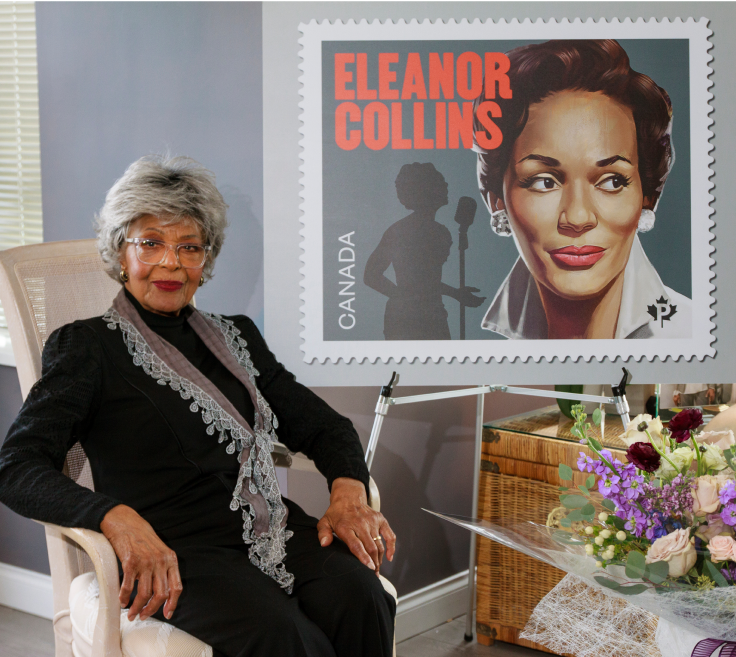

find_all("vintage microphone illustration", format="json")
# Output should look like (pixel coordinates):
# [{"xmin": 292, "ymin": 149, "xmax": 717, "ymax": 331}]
[{"xmin": 454, "ymin": 196, "xmax": 477, "ymax": 340}]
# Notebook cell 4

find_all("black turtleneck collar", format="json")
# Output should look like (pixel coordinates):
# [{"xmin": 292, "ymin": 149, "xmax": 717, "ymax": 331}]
[{"xmin": 123, "ymin": 287, "xmax": 194, "ymax": 329}]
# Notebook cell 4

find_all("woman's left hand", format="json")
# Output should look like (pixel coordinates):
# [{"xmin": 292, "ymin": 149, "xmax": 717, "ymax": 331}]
[{"xmin": 317, "ymin": 477, "xmax": 396, "ymax": 573}]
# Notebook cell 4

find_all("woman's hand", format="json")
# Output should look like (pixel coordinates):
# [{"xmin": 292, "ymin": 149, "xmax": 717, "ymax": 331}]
[
  {"xmin": 100, "ymin": 504, "xmax": 183, "ymax": 621},
  {"xmin": 317, "ymin": 477, "xmax": 396, "ymax": 573}
]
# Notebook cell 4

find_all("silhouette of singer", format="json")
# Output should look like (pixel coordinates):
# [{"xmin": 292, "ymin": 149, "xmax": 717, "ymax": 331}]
[{"xmin": 364, "ymin": 163, "xmax": 485, "ymax": 340}]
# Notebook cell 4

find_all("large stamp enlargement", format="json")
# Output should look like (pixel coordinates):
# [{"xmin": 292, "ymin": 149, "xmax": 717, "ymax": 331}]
[{"xmin": 298, "ymin": 19, "xmax": 714, "ymax": 363}]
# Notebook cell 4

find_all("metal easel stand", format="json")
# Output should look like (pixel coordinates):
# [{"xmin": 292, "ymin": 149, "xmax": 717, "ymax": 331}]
[{"xmin": 364, "ymin": 369, "xmax": 632, "ymax": 642}]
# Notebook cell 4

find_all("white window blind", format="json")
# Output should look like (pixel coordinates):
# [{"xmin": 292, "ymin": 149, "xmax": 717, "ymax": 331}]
[{"xmin": 0, "ymin": 1, "xmax": 42, "ymax": 331}]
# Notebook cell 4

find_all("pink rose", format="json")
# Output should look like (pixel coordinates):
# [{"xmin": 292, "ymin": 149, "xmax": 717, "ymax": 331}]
[
  {"xmin": 708, "ymin": 535, "xmax": 736, "ymax": 563},
  {"xmin": 696, "ymin": 430, "xmax": 736, "ymax": 451},
  {"xmin": 645, "ymin": 528, "xmax": 697, "ymax": 578},
  {"xmin": 692, "ymin": 475, "xmax": 731, "ymax": 516},
  {"xmin": 696, "ymin": 514, "xmax": 733, "ymax": 542}
]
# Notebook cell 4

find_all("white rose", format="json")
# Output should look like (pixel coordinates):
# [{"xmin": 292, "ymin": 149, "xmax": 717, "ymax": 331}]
[
  {"xmin": 692, "ymin": 475, "xmax": 731, "ymax": 516},
  {"xmin": 620, "ymin": 414, "xmax": 665, "ymax": 448},
  {"xmin": 696, "ymin": 430, "xmax": 736, "ymax": 451},
  {"xmin": 656, "ymin": 446, "xmax": 695, "ymax": 479},
  {"xmin": 702, "ymin": 443, "xmax": 729, "ymax": 472},
  {"xmin": 645, "ymin": 528, "xmax": 697, "ymax": 578}
]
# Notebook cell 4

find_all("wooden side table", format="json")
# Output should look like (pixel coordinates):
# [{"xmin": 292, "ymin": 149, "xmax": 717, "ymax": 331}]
[{"xmin": 475, "ymin": 406, "xmax": 627, "ymax": 652}]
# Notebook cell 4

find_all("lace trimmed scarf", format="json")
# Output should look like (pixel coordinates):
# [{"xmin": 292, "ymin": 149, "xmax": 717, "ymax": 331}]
[{"xmin": 104, "ymin": 289, "xmax": 294, "ymax": 592}]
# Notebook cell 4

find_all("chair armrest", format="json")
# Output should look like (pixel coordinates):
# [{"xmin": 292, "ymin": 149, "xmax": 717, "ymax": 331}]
[
  {"xmin": 40, "ymin": 523, "xmax": 123, "ymax": 657},
  {"xmin": 368, "ymin": 476, "xmax": 381, "ymax": 512}
]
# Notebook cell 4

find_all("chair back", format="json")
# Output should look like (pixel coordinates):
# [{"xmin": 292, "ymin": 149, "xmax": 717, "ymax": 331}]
[{"xmin": 0, "ymin": 239, "xmax": 120, "ymax": 489}]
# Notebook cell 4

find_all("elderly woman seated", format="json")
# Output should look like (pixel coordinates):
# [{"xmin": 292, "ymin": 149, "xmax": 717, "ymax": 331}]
[{"xmin": 0, "ymin": 155, "xmax": 396, "ymax": 657}]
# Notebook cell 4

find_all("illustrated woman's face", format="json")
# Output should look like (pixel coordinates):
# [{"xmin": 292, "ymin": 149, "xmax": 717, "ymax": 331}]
[{"xmin": 496, "ymin": 90, "xmax": 644, "ymax": 301}]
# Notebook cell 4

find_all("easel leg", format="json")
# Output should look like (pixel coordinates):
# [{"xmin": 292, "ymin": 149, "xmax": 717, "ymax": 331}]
[{"xmin": 464, "ymin": 389, "xmax": 485, "ymax": 641}]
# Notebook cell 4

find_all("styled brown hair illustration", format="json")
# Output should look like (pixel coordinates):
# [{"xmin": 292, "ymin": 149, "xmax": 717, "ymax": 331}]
[{"xmin": 473, "ymin": 39, "xmax": 674, "ymax": 210}]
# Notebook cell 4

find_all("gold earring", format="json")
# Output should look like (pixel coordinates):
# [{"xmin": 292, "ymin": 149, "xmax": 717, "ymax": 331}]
[
  {"xmin": 199, "ymin": 276, "xmax": 205, "ymax": 287},
  {"xmin": 119, "ymin": 269, "xmax": 129, "ymax": 283}
]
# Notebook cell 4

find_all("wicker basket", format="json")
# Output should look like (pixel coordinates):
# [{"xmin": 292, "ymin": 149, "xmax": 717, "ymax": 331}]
[{"xmin": 475, "ymin": 409, "xmax": 627, "ymax": 652}]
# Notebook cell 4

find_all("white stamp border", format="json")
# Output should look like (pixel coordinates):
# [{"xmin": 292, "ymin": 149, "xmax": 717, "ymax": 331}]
[{"xmin": 298, "ymin": 18, "xmax": 715, "ymax": 364}]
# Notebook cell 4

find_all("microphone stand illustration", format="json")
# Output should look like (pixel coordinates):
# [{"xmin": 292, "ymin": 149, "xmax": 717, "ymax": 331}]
[{"xmin": 454, "ymin": 196, "xmax": 477, "ymax": 340}]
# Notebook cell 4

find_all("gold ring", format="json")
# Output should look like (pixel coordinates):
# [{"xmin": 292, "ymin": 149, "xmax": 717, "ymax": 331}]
[{"xmin": 373, "ymin": 536, "xmax": 382, "ymax": 541}]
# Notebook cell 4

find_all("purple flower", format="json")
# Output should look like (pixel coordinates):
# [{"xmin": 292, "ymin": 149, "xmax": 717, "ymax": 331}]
[
  {"xmin": 720, "ymin": 481, "xmax": 736, "ymax": 505},
  {"xmin": 577, "ymin": 453, "xmax": 595, "ymax": 473},
  {"xmin": 621, "ymin": 473, "xmax": 645, "ymax": 500},
  {"xmin": 722, "ymin": 503, "xmax": 736, "ymax": 527},
  {"xmin": 626, "ymin": 442, "xmax": 662, "ymax": 473},
  {"xmin": 624, "ymin": 508, "xmax": 647, "ymax": 536},
  {"xmin": 598, "ymin": 475, "xmax": 621, "ymax": 498},
  {"xmin": 669, "ymin": 408, "xmax": 703, "ymax": 443}
]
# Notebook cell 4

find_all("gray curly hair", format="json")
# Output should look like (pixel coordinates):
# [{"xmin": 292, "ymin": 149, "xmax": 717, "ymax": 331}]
[{"xmin": 95, "ymin": 154, "xmax": 228, "ymax": 282}]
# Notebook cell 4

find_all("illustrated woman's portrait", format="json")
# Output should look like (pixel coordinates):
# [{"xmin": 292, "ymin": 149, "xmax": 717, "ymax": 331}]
[{"xmin": 473, "ymin": 39, "xmax": 692, "ymax": 340}]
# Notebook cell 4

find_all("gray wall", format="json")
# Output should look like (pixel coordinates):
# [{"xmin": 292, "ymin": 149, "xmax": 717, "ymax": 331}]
[
  {"xmin": 0, "ymin": 1, "xmax": 658, "ymax": 601},
  {"xmin": 0, "ymin": 1, "xmax": 264, "ymax": 574}
]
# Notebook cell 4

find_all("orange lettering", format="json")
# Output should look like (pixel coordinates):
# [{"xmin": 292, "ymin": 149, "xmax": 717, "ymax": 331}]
[
  {"xmin": 484, "ymin": 53, "xmax": 512, "ymax": 99},
  {"xmin": 413, "ymin": 103, "xmax": 433, "ymax": 149},
  {"xmin": 335, "ymin": 53, "xmax": 355, "ymax": 100},
  {"xmin": 335, "ymin": 102, "xmax": 361, "ymax": 150},
  {"xmin": 429, "ymin": 53, "xmax": 454, "ymax": 100},
  {"xmin": 435, "ymin": 102, "xmax": 446, "ymax": 149},
  {"xmin": 448, "ymin": 102, "xmax": 474, "ymax": 149},
  {"xmin": 456, "ymin": 52, "xmax": 483, "ymax": 100},
  {"xmin": 475, "ymin": 101, "xmax": 503, "ymax": 150},
  {"xmin": 401, "ymin": 53, "xmax": 427, "ymax": 100},
  {"xmin": 379, "ymin": 53, "xmax": 400, "ymax": 99},
  {"xmin": 363, "ymin": 102, "xmax": 390, "ymax": 150},
  {"xmin": 391, "ymin": 103, "xmax": 411, "ymax": 149},
  {"xmin": 356, "ymin": 53, "xmax": 377, "ymax": 100}
]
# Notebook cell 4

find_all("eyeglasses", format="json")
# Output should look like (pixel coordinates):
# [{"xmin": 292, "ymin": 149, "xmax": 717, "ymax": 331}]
[{"xmin": 125, "ymin": 238, "xmax": 212, "ymax": 269}]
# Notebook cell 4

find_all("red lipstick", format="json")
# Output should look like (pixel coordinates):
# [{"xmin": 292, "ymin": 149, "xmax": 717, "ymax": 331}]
[
  {"xmin": 153, "ymin": 280, "xmax": 184, "ymax": 291},
  {"xmin": 548, "ymin": 245, "xmax": 606, "ymax": 268}
]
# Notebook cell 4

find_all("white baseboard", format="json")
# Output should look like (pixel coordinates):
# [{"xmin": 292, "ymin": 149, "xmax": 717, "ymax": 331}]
[
  {"xmin": 395, "ymin": 569, "xmax": 470, "ymax": 643},
  {"xmin": 0, "ymin": 559, "xmax": 470, "ymax": 639},
  {"xmin": 0, "ymin": 562, "xmax": 53, "ymax": 619}
]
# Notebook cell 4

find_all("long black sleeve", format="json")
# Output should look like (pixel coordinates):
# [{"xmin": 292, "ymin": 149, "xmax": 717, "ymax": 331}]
[
  {"xmin": 0, "ymin": 323, "xmax": 121, "ymax": 529},
  {"xmin": 234, "ymin": 317, "xmax": 370, "ymax": 494}
]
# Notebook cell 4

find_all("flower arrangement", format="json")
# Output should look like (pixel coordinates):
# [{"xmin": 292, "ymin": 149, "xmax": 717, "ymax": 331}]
[{"xmin": 558, "ymin": 404, "xmax": 736, "ymax": 594}]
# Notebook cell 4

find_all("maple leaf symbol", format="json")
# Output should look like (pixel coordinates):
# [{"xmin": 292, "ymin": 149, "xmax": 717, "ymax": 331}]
[{"xmin": 647, "ymin": 304, "xmax": 658, "ymax": 320}]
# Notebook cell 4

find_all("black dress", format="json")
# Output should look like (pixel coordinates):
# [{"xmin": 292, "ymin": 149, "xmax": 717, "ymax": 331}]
[{"xmin": 0, "ymin": 292, "xmax": 395, "ymax": 657}]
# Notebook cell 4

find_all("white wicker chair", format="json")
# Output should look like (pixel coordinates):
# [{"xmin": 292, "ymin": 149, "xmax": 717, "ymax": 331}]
[{"xmin": 0, "ymin": 238, "xmax": 394, "ymax": 657}]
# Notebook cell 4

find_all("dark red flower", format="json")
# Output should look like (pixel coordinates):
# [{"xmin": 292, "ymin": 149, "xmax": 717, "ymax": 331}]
[
  {"xmin": 668, "ymin": 408, "xmax": 703, "ymax": 443},
  {"xmin": 626, "ymin": 442, "xmax": 662, "ymax": 473}
]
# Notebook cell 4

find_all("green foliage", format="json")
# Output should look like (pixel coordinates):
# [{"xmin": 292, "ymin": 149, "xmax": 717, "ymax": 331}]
[
  {"xmin": 608, "ymin": 515, "xmax": 626, "ymax": 531},
  {"xmin": 559, "ymin": 464, "xmax": 573, "ymax": 481},
  {"xmin": 705, "ymin": 559, "xmax": 730, "ymax": 588},
  {"xmin": 646, "ymin": 561, "xmax": 669, "ymax": 584},
  {"xmin": 585, "ymin": 475, "xmax": 595, "ymax": 489},
  {"xmin": 602, "ymin": 499, "xmax": 616, "ymax": 512},
  {"xmin": 592, "ymin": 407, "xmax": 603, "ymax": 426},
  {"xmin": 587, "ymin": 436, "xmax": 603, "ymax": 452},
  {"xmin": 625, "ymin": 551, "xmax": 647, "ymax": 579},
  {"xmin": 561, "ymin": 495, "xmax": 589, "ymax": 509},
  {"xmin": 723, "ymin": 446, "xmax": 736, "ymax": 472},
  {"xmin": 594, "ymin": 576, "xmax": 621, "ymax": 590}
]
